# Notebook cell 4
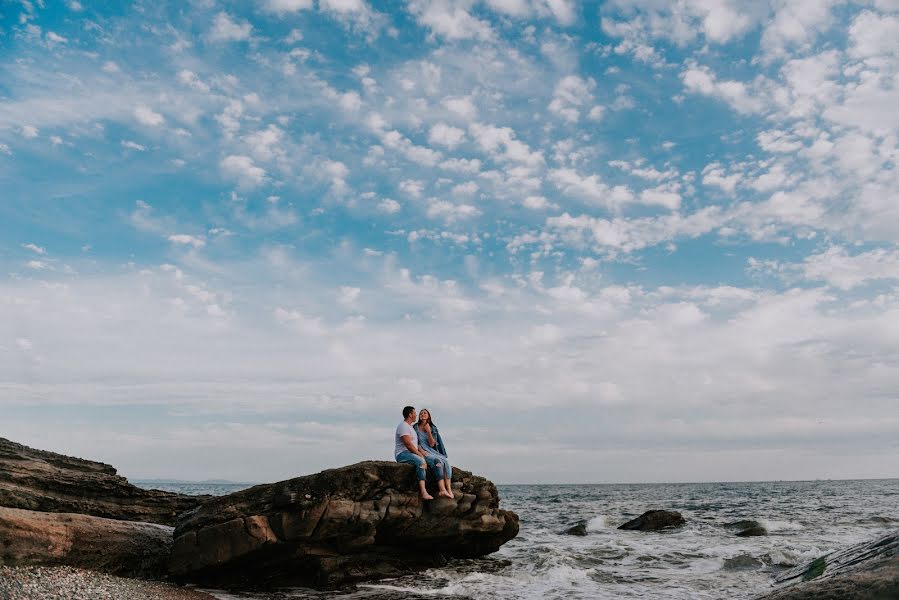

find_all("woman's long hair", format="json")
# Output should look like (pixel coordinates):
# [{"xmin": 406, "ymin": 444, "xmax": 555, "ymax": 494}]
[{"xmin": 417, "ymin": 408, "xmax": 436, "ymax": 429}]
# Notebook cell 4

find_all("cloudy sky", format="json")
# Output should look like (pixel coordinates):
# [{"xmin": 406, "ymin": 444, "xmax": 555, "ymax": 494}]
[{"xmin": 2, "ymin": 0, "xmax": 898, "ymax": 484}]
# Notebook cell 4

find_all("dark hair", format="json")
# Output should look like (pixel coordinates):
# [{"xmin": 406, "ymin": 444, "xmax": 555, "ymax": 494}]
[
  {"xmin": 417, "ymin": 408, "xmax": 436, "ymax": 428},
  {"xmin": 402, "ymin": 406, "xmax": 415, "ymax": 419}
]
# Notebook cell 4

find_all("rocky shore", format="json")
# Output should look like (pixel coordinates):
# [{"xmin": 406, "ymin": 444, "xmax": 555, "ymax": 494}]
[
  {"xmin": 0, "ymin": 565, "xmax": 216, "ymax": 600},
  {"xmin": 0, "ymin": 437, "xmax": 519, "ymax": 594}
]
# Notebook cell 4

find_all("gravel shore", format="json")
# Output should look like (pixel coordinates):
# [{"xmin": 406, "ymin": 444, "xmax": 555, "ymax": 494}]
[{"xmin": 0, "ymin": 565, "xmax": 220, "ymax": 600}]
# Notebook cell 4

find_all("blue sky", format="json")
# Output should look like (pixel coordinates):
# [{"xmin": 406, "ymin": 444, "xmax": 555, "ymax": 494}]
[{"xmin": 2, "ymin": 0, "xmax": 898, "ymax": 483}]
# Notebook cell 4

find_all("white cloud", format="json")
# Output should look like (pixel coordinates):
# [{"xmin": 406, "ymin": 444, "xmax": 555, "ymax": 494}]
[
  {"xmin": 102, "ymin": 61, "xmax": 120, "ymax": 73},
  {"xmin": 407, "ymin": 0, "xmax": 494, "ymax": 41},
  {"xmin": 177, "ymin": 70, "xmax": 210, "ymax": 93},
  {"xmin": 681, "ymin": 62, "xmax": 765, "ymax": 115},
  {"xmin": 208, "ymin": 12, "xmax": 253, "ymax": 43},
  {"xmin": 337, "ymin": 286, "xmax": 361, "ymax": 308},
  {"xmin": 221, "ymin": 155, "xmax": 266, "ymax": 188},
  {"xmin": 428, "ymin": 122, "xmax": 466, "ymax": 148},
  {"xmin": 426, "ymin": 199, "xmax": 481, "ymax": 223},
  {"xmin": 377, "ymin": 198, "xmax": 401, "ymax": 214},
  {"xmin": 22, "ymin": 243, "xmax": 46, "ymax": 255},
  {"xmin": 522, "ymin": 195, "xmax": 558, "ymax": 210},
  {"xmin": 0, "ymin": 143, "xmax": 11, "ymax": 155},
  {"xmin": 469, "ymin": 122, "xmax": 543, "ymax": 167},
  {"xmin": 168, "ymin": 234, "xmax": 206, "ymax": 249},
  {"xmin": 848, "ymin": 11, "xmax": 899, "ymax": 59},
  {"xmin": 274, "ymin": 307, "xmax": 326, "ymax": 336},
  {"xmin": 442, "ymin": 96, "xmax": 478, "ymax": 121},
  {"xmin": 121, "ymin": 140, "xmax": 146, "ymax": 151},
  {"xmin": 134, "ymin": 106, "xmax": 165, "ymax": 127},
  {"xmin": 548, "ymin": 75, "xmax": 595, "ymax": 123},
  {"xmin": 21, "ymin": 125, "xmax": 39, "ymax": 138},
  {"xmin": 802, "ymin": 246, "xmax": 899, "ymax": 290},
  {"xmin": 264, "ymin": 0, "xmax": 314, "ymax": 14}
]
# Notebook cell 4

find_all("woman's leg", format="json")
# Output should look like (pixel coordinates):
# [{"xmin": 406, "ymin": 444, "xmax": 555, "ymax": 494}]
[
  {"xmin": 424, "ymin": 454, "xmax": 453, "ymax": 497},
  {"xmin": 442, "ymin": 459, "xmax": 454, "ymax": 498}
]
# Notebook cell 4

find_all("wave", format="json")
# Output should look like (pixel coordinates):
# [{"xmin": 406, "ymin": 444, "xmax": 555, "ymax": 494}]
[
  {"xmin": 758, "ymin": 519, "xmax": 803, "ymax": 532},
  {"xmin": 586, "ymin": 515, "xmax": 611, "ymax": 531}
]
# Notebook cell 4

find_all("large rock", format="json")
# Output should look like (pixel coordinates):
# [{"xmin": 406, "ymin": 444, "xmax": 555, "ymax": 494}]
[
  {"xmin": 169, "ymin": 461, "xmax": 519, "ymax": 588},
  {"xmin": 618, "ymin": 509, "xmax": 686, "ymax": 531},
  {"xmin": 755, "ymin": 529, "xmax": 899, "ymax": 599},
  {"xmin": 0, "ymin": 506, "xmax": 173, "ymax": 578},
  {"xmin": 0, "ymin": 437, "xmax": 205, "ymax": 526}
]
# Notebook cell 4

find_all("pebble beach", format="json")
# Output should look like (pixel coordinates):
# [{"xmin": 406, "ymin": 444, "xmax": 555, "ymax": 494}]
[{"xmin": 0, "ymin": 566, "xmax": 217, "ymax": 600}]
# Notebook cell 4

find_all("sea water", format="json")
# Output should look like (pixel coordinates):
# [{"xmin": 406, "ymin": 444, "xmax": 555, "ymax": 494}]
[{"xmin": 135, "ymin": 479, "xmax": 899, "ymax": 599}]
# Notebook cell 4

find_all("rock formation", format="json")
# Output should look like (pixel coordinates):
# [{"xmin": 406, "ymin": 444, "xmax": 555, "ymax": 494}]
[
  {"xmin": 169, "ymin": 461, "xmax": 519, "ymax": 588},
  {"xmin": 618, "ymin": 509, "xmax": 686, "ymax": 531},
  {"xmin": 755, "ymin": 529, "xmax": 899, "ymax": 599},
  {"xmin": 726, "ymin": 520, "xmax": 768, "ymax": 537},
  {"xmin": 564, "ymin": 522, "xmax": 588, "ymax": 536},
  {"xmin": 0, "ymin": 437, "xmax": 205, "ymax": 526},
  {"xmin": 0, "ymin": 506, "xmax": 173, "ymax": 578}
]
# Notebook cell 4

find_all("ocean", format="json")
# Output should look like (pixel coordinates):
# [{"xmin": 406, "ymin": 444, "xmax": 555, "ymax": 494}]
[{"xmin": 135, "ymin": 479, "xmax": 899, "ymax": 599}]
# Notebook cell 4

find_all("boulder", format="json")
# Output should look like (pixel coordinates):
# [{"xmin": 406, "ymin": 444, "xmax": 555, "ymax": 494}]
[
  {"xmin": 564, "ymin": 522, "xmax": 588, "ymax": 536},
  {"xmin": 727, "ymin": 519, "xmax": 768, "ymax": 537},
  {"xmin": 169, "ymin": 461, "xmax": 519, "ymax": 588},
  {"xmin": 755, "ymin": 529, "xmax": 899, "ymax": 599},
  {"xmin": 0, "ymin": 437, "xmax": 205, "ymax": 526},
  {"xmin": 0, "ymin": 506, "xmax": 173, "ymax": 578},
  {"xmin": 618, "ymin": 510, "xmax": 686, "ymax": 531}
]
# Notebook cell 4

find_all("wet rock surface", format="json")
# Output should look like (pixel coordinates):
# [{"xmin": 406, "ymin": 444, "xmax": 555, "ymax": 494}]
[
  {"xmin": 617, "ymin": 510, "xmax": 686, "ymax": 531},
  {"xmin": 0, "ymin": 437, "xmax": 205, "ymax": 526},
  {"xmin": 755, "ymin": 529, "xmax": 899, "ymax": 599},
  {"xmin": 564, "ymin": 522, "xmax": 588, "ymax": 536},
  {"xmin": 169, "ymin": 461, "xmax": 519, "ymax": 589}
]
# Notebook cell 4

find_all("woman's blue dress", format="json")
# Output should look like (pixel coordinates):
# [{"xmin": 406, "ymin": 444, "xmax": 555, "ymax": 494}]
[{"xmin": 414, "ymin": 424, "xmax": 452, "ymax": 479}]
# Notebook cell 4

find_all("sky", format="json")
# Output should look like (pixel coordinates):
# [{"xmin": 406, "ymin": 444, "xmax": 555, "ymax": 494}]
[{"xmin": 1, "ymin": 0, "xmax": 898, "ymax": 485}]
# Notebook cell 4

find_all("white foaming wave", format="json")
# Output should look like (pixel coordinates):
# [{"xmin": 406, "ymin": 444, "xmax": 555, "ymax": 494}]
[
  {"xmin": 759, "ymin": 519, "xmax": 804, "ymax": 532},
  {"xmin": 586, "ymin": 515, "xmax": 610, "ymax": 531},
  {"xmin": 362, "ymin": 565, "xmax": 592, "ymax": 599}
]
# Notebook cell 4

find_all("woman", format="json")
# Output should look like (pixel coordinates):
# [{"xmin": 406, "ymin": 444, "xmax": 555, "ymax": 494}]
[{"xmin": 414, "ymin": 409, "xmax": 454, "ymax": 499}]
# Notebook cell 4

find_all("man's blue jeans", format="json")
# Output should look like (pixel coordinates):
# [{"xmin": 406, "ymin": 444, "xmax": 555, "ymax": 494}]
[{"xmin": 396, "ymin": 450, "xmax": 427, "ymax": 481}]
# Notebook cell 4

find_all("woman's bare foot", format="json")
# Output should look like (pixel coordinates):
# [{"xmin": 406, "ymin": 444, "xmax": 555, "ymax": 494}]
[
  {"xmin": 421, "ymin": 491, "xmax": 434, "ymax": 500},
  {"xmin": 438, "ymin": 489, "xmax": 454, "ymax": 498}
]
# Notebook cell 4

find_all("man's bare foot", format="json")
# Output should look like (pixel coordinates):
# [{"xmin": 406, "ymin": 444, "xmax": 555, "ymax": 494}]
[
  {"xmin": 439, "ymin": 490, "xmax": 454, "ymax": 498},
  {"xmin": 421, "ymin": 492, "xmax": 434, "ymax": 500}
]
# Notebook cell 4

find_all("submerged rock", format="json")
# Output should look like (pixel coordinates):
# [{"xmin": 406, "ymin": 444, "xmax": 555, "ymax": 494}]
[
  {"xmin": 618, "ymin": 510, "xmax": 686, "ymax": 531},
  {"xmin": 726, "ymin": 519, "xmax": 768, "ymax": 537},
  {"xmin": 564, "ymin": 522, "xmax": 588, "ymax": 536},
  {"xmin": 755, "ymin": 529, "xmax": 899, "ymax": 599},
  {"xmin": 169, "ymin": 461, "xmax": 519, "ymax": 588},
  {"xmin": 0, "ymin": 506, "xmax": 173, "ymax": 578},
  {"xmin": 0, "ymin": 437, "xmax": 205, "ymax": 526}
]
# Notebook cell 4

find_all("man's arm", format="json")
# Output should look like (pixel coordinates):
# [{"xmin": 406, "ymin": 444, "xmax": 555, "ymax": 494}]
[{"xmin": 402, "ymin": 434, "xmax": 425, "ymax": 457}]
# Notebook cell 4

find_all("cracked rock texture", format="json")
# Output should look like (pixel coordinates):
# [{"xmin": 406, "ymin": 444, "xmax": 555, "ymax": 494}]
[
  {"xmin": 169, "ymin": 461, "xmax": 519, "ymax": 588},
  {"xmin": 0, "ymin": 438, "xmax": 205, "ymax": 526}
]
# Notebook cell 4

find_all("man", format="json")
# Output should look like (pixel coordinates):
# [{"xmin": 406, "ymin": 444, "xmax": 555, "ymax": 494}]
[{"xmin": 394, "ymin": 406, "xmax": 433, "ymax": 500}]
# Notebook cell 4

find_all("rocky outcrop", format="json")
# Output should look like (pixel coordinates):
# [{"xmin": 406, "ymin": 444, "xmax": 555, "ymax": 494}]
[
  {"xmin": 169, "ymin": 461, "xmax": 519, "ymax": 588},
  {"xmin": 727, "ymin": 520, "xmax": 768, "ymax": 537},
  {"xmin": 0, "ymin": 437, "xmax": 205, "ymax": 526},
  {"xmin": 0, "ymin": 506, "xmax": 173, "ymax": 578},
  {"xmin": 618, "ymin": 510, "xmax": 686, "ymax": 531},
  {"xmin": 755, "ymin": 529, "xmax": 899, "ymax": 599},
  {"xmin": 564, "ymin": 522, "xmax": 588, "ymax": 536}
]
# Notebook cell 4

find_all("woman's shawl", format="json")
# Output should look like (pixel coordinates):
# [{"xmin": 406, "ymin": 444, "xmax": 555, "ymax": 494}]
[{"xmin": 414, "ymin": 423, "xmax": 448, "ymax": 457}]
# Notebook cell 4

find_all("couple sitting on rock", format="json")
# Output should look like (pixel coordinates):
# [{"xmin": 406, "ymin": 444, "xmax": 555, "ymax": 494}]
[{"xmin": 394, "ymin": 406, "xmax": 454, "ymax": 500}]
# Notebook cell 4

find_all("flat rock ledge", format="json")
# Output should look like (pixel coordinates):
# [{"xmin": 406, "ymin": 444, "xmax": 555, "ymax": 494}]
[
  {"xmin": 755, "ymin": 529, "xmax": 899, "ymax": 599},
  {"xmin": 0, "ymin": 506, "xmax": 174, "ymax": 578},
  {"xmin": 0, "ymin": 437, "xmax": 204, "ymax": 526},
  {"xmin": 169, "ymin": 460, "xmax": 519, "ymax": 589}
]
